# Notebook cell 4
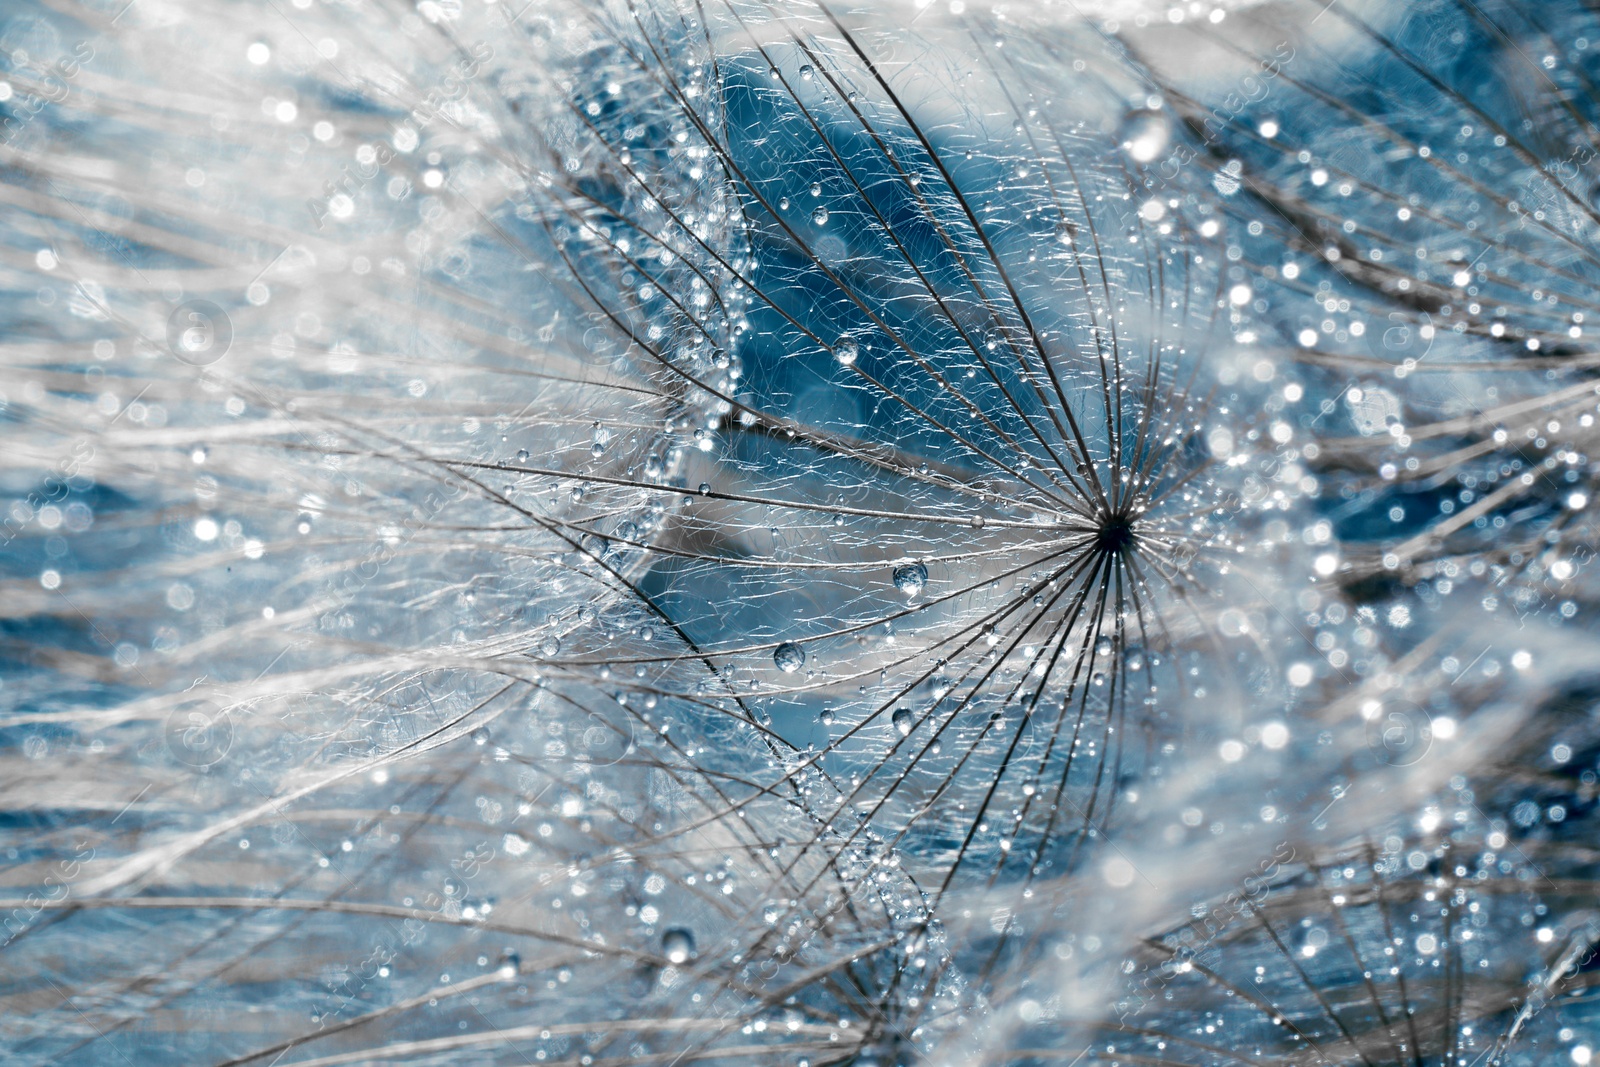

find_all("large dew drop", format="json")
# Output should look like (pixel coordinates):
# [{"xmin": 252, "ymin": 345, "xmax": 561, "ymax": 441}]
[
  {"xmin": 774, "ymin": 642, "xmax": 806, "ymax": 673},
  {"xmin": 892, "ymin": 707, "xmax": 914, "ymax": 736},
  {"xmin": 892, "ymin": 561, "xmax": 927, "ymax": 597},
  {"xmin": 661, "ymin": 927, "xmax": 696, "ymax": 965},
  {"xmin": 1118, "ymin": 107, "xmax": 1170, "ymax": 164}
]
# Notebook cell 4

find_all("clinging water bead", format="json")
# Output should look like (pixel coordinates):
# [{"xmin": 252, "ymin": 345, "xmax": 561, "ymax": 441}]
[
  {"xmin": 660, "ymin": 927, "xmax": 696, "ymax": 965},
  {"xmin": 773, "ymin": 642, "xmax": 806, "ymax": 673},
  {"xmin": 892, "ymin": 561, "xmax": 928, "ymax": 597}
]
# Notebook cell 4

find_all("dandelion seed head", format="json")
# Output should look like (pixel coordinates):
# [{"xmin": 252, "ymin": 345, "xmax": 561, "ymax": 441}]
[{"xmin": 5, "ymin": 1, "xmax": 1598, "ymax": 1064}]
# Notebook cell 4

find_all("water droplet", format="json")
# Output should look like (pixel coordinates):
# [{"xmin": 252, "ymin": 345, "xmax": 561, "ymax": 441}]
[
  {"xmin": 835, "ymin": 339, "xmax": 858, "ymax": 365},
  {"xmin": 698, "ymin": 482, "xmax": 711, "ymax": 495},
  {"xmin": 810, "ymin": 182, "xmax": 822, "ymax": 197},
  {"xmin": 820, "ymin": 708, "xmax": 835, "ymax": 726},
  {"xmin": 774, "ymin": 642, "xmax": 806, "ymax": 673},
  {"xmin": 812, "ymin": 205, "xmax": 829, "ymax": 225},
  {"xmin": 892, "ymin": 561, "xmax": 927, "ymax": 597},
  {"xmin": 799, "ymin": 63, "xmax": 814, "ymax": 80},
  {"xmin": 661, "ymin": 927, "xmax": 696, "ymax": 964},
  {"xmin": 1095, "ymin": 636, "xmax": 1114, "ymax": 657},
  {"xmin": 1214, "ymin": 158, "xmax": 1244, "ymax": 197},
  {"xmin": 778, "ymin": 196, "xmax": 790, "ymax": 211},
  {"xmin": 1118, "ymin": 107, "xmax": 1170, "ymax": 164},
  {"xmin": 1126, "ymin": 645, "xmax": 1146, "ymax": 672},
  {"xmin": 892, "ymin": 708, "xmax": 914, "ymax": 736},
  {"xmin": 514, "ymin": 449, "xmax": 529, "ymax": 464},
  {"xmin": 539, "ymin": 635, "xmax": 561, "ymax": 657}
]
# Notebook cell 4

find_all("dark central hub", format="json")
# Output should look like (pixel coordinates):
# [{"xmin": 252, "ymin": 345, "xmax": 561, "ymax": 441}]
[{"xmin": 1095, "ymin": 515, "xmax": 1136, "ymax": 554}]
